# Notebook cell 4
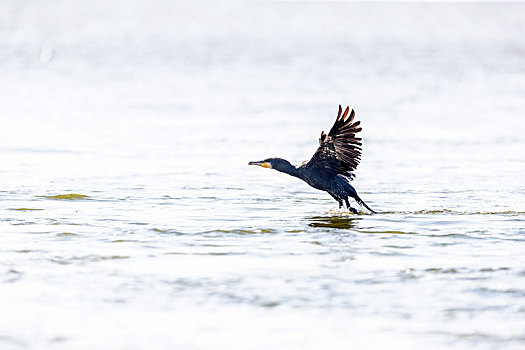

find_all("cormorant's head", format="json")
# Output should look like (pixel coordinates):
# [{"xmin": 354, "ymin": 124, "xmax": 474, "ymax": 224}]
[{"xmin": 248, "ymin": 158, "xmax": 292, "ymax": 171}]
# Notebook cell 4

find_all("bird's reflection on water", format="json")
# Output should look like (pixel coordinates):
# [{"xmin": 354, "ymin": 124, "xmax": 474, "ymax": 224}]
[{"xmin": 307, "ymin": 215, "xmax": 361, "ymax": 229}]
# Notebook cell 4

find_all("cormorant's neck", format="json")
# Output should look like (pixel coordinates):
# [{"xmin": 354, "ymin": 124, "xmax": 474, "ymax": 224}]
[{"xmin": 274, "ymin": 160, "xmax": 300, "ymax": 178}]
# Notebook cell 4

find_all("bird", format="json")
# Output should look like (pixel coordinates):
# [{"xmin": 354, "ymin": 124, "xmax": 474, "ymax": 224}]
[{"xmin": 249, "ymin": 105, "xmax": 375, "ymax": 214}]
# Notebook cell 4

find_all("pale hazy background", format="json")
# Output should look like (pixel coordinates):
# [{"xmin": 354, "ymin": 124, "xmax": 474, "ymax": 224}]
[{"xmin": 1, "ymin": 1, "xmax": 524, "ymax": 349}]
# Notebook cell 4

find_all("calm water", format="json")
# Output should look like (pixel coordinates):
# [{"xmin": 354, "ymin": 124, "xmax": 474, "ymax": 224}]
[{"xmin": 1, "ymin": 1, "xmax": 525, "ymax": 349}]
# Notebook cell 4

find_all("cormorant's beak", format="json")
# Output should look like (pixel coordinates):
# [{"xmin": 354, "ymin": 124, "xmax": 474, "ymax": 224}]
[{"xmin": 248, "ymin": 161, "xmax": 272, "ymax": 168}]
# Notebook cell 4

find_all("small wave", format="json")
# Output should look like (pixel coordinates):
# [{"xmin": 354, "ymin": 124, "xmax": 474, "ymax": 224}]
[
  {"xmin": 326, "ymin": 208, "xmax": 372, "ymax": 216},
  {"xmin": 357, "ymin": 229, "xmax": 416, "ymax": 235},
  {"xmin": 379, "ymin": 209, "xmax": 525, "ymax": 216},
  {"xmin": 414, "ymin": 209, "xmax": 455, "ymax": 214},
  {"xmin": 204, "ymin": 228, "xmax": 278, "ymax": 235},
  {"xmin": 151, "ymin": 228, "xmax": 278, "ymax": 235},
  {"xmin": 50, "ymin": 255, "xmax": 129, "ymax": 265}
]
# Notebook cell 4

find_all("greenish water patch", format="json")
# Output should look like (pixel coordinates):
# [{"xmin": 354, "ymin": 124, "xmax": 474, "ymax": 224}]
[
  {"xmin": 357, "ymin": 229, "xmax": 417, "ymax": 235},
  {"xmin": 203, "ymin": 229, "xmax": 278, "ymax": 235},
  {"xmin": 41, "ymin": 194, "xmax": 90, "ymax": 200},
  {"xmin": 56, "ymin": 232, "xmax": 78, "ymax": 237},
  {"xmin": 7, "ymin": 208, "xmax": 44, "ymax": 211},
  {"xmin": 415, "ymin": 209, "xmax": 455, "ymax": 214},
  {"xmin": 50, "ymin": 222, "xmax": 80, "ymax": 226},
  {"xmin": 425, "ymin": 267, "xmax": 460, "ymax": 274},
  {"xmin": 308, "ymin": 216, "xmax": 360, "ymax": 229},
  {"xmin": 479, "ymin": 267, "xmax": 510, "ymax": 272},
  {"xmin": 258, "ymin": 229, "xmax": 275, "ymax": 234},
  {"xmin": 11, "ymin": 221, "xmax": 37, "ymax": 226},
  {"xmin": 151, "ymin": 228, "xmax": 184, "ymax": 235},
  {"xmin": 50, "ymin": 255, "xmax": 129, "ymax": 265}
]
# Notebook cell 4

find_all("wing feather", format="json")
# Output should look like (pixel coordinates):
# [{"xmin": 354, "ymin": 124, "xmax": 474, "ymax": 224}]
[{"xmin": 304, "ymin": 105, "xmax": 363, "ymax": 178}]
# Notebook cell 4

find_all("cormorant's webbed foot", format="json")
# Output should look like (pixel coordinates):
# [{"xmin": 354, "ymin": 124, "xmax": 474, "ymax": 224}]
[{"xmin": 343, "ymin": 198, "xmax": 358, "ymax": 214}]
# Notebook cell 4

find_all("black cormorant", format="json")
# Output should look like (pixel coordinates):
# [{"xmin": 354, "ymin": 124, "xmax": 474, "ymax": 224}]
[{"xmin": 249, "ymin": 105, "xmax": 375, "ymax": 214}]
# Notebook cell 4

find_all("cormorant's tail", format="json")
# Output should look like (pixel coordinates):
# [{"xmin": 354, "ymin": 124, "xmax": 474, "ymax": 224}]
[{"xmin": 354, "ymin": 194, "xmax": 376, "ymax": 214}]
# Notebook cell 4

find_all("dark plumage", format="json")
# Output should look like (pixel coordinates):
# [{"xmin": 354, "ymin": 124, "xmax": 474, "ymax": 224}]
[{"xmin": 249, "ymin": 105, "xmax": 375, "ymax": 214}]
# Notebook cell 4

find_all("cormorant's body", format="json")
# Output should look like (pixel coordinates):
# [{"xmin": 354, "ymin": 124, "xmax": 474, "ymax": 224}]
[{"xmin": 249, "ymin": 105, "xmax": 375, "ymax": 213}]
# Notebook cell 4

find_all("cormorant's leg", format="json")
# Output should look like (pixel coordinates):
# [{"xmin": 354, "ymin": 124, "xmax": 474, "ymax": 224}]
[
  {"xmin": 344, "ymin": 197, "xmax": 358, "ymax": 214},
  {"xmin": 329, "ymin": 193, "xmax": 343, "ymax": 209}
]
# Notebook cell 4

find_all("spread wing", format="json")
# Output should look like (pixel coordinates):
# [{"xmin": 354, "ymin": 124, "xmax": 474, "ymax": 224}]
[{"xmin": 303, "ymin": 105, "xmax": 362, "ymax": 178}]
